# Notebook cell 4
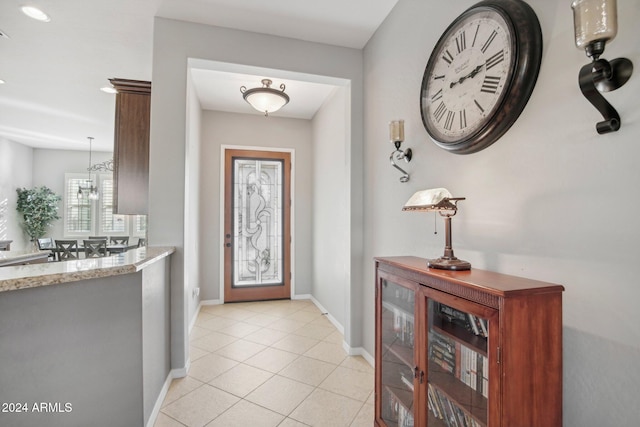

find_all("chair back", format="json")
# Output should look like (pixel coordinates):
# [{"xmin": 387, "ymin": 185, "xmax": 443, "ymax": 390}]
[
  {"xmin": 55, "ymin": 240, "xmax": 79, "ymax": 260},
  {"xmin": 110, "ymin": 236, "xmax": 129, "ymax": 245},
  {"xmin": 137, "ymin": 238, "xmax": 146, "ymax": 248},
  {"xmin": 89, "ymin": 236, "xmax": 107, "ymax": 240},
  {"xmin": 83, "ymin": 239, "xmax": 107, "ymax": 258},
  {"xmin": 37, "ymin": 237, "xmax": 54, "ymax": 250}
]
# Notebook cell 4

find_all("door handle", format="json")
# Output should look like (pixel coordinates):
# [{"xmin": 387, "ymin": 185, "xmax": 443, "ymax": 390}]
[{"xmin": 225, "ymin": 243, "xmax": 231, "ymax": 247}]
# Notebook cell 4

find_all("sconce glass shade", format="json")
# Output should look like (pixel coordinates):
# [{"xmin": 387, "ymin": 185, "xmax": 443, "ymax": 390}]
[
  {"xmin": 241, "ymin": 79, "xmax": 289, "ymax": 116},
  {"xmin": 571, "ymin": 0, "xmax": 618, "ymax": 50},
  {"xmin": 389, "ymin": 120, "xmax": 405, "ymax": 143}
]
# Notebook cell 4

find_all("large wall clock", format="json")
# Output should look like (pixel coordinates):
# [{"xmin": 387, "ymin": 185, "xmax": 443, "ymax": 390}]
[{"xmin": 420, "ymin": 0, "xmax": 542, "ymax": 154}]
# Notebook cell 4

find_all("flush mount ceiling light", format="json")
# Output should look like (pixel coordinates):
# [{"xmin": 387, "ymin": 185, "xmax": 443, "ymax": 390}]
[
  {"xmin": 21, "ymin": 6, "xmax": 51, "ymax": 22},
  {"xmin": 0, "ymin": 79, "xmax": 5, "ymax": 85},
  {"xmin": 240, "ymin": 79, "xmax": 289, "ymax": 116}
]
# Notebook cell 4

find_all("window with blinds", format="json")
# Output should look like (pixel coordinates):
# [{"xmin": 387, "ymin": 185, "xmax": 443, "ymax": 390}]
[
  {"xmin": 64, "ymin": 174, "xmax": 93, "ymax": 235},
  {"xmin": 63, "ymin": 173, "xmax": 146, "ymax": 238},
  {"xmin": 100, "ymin": 178, "xmax": 128, "ymax": 235}
]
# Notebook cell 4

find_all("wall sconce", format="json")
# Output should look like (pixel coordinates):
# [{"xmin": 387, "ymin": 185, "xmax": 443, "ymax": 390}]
[
  {"xmin": 403, "ymin": 188, "xmax": 471, "ymax": 270},
  {"xmin": 389, "ymin": 120, "xmax": 412, "ymax": 183},
  {"xmin": 571, "ymin": 0, "xmax": 633, "ymax": 134}
]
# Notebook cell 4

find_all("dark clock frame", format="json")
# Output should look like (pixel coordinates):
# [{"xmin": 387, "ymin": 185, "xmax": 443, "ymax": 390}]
[{"xmin": 420, "ymin": 0, "xmax": 543, "ymax": 155}]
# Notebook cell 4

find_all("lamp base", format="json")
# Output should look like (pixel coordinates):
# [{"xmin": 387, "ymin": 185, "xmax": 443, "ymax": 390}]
[{"xmin": 427, "ymin": 257, "xmax": 471, "ymax": 271}]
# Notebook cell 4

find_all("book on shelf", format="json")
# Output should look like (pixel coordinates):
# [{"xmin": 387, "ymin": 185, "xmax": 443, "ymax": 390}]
[
  {"xmin": 429, "ymin": 330, "xmax": 490, "ymax": 399},
  {"xmin": 436, "ymin": 302, "xmax": 489, "ymax": 339},
  {"xmin": 392, "ymin": 308, "xmax": 415, "ymax": 347},
  {"xmin": 428, "ymin": 383, "xmax": 484, "ymax": 427}
]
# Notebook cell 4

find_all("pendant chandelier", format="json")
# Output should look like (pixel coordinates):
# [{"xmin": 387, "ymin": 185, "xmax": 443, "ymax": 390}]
[
  {"xmin": 77, "ymin": 137, "xmax": 99, "ymax": 201},
  {"xmin": 240, "ymin": 79, "xmax": 289, "ymax": 116}
]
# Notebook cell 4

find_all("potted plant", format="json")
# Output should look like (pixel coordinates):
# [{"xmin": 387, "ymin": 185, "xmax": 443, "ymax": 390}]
[{"xmin": 16, "ymin": 186, "xmax": 61, "ymax": 247}]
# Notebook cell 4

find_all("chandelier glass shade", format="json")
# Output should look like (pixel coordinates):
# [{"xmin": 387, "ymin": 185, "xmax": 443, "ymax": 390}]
[{"xmin": 240, "ymin": 79, "xmax": 289, "ymax": 116}]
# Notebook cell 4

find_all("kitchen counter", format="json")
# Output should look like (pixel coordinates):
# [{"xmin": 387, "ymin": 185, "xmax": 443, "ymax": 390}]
[
  {"xmin": 0, "ymin": 245, "xmax": 175, "ymax": 427},
  {"xmin": 0, "ymin": 246, "xmax": 174, "ymax": 292}
]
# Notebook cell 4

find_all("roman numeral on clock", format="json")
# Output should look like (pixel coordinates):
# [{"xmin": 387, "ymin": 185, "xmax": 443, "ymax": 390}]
[
  {"xmin": 442, "ymin": 50, "xmax": 454, "ymax": 65},
  {"xmin": 481, "ymin": 75, "xmax": 501, "ymax": 94},
  {"xmin": 431, "ymin": 89, "xmax": 443, "ymax": 102},
  {"xmin": 433, "ymin": 101, "xmax": 447, "ymax": 122},
  {"xmin": 444, "ymin": 110, "xmax": 455, "ymax": 131},
  {"xmin": 459, "ymin": 109, "xmax": 467, "ymax": 129},
  {"xmin": 455, "ymin": 31, "xmax": 466, "ymax": 54},
  {"xmin": 481, "ymin": 30, "xmax": 497, "ymax": 53},
  {"xmin": 486, "ymin": 49, "xmax": 505, "ymax": 70}
]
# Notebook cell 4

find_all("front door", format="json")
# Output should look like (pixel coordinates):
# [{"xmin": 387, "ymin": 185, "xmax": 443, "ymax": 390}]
[{"xmin": 224, "ymin": 149, "xmax": 291, "ymax": 302}]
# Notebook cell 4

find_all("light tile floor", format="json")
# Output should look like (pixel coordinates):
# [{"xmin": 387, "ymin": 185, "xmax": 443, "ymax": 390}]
[{"xmin": 154, "ymin": 299, "xmax": 374, "ymax": 427}]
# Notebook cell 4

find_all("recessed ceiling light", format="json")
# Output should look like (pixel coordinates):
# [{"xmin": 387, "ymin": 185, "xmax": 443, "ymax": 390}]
[
  {"xmin": 0, "ymin": 79, "xmax": 5, "ymax": 84},
  {"xmin": 0, "ymin": 28, "xmax": 10, "ymax": 39},
  {"xmin": 21, "ymin": 6, "xmax": 51, "ymax": 22},
  {"xmin": 100, "ymin": 86, "xmax": 117, "ymax": 94}
]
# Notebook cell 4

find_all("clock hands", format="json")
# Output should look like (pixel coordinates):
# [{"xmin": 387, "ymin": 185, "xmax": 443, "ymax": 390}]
[{"xmin": 449, "ymin": 63, "xmax": 485, "ymax": 88}]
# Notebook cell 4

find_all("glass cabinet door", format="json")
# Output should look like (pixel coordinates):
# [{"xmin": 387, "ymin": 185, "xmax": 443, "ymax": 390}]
[
  {"xmin": 380, "ymin": 278, "xmax": 416, "ymax": 427},
  {"xmin": 426, "ymin": 298, "xmax": 493, "ymax": 427}
]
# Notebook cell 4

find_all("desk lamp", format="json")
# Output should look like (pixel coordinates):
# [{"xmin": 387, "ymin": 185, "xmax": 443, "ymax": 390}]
[{"xmin": 403, "ymin": 188, "xmax": 471, "ymax": 270}]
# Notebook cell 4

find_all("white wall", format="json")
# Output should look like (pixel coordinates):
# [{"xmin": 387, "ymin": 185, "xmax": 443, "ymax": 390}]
[
  {"xmin": 363, "ymin": 0, "xmax": 640, "ymax": 425},
  {"xmin": 150, "ymin": 17, "xmax": 364, "ymax": 369},
  {"xmin": 0, "ymin": 139, "xmax": 33, "ymax": 250},
  {"xmin": 311, "ymin": 87, "xmax": 350, "ymax": 330},
  {"xmin": 199, "ymin": 111, "xmax": 313, "ymax": 301}
]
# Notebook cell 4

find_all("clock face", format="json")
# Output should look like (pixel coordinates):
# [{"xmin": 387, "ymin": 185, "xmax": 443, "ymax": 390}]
[{"xmin": 420, "ymin": 0, "xmax": 542, "ymax": 154}]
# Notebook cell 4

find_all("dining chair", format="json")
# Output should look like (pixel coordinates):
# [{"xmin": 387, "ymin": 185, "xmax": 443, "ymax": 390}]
[
  {"xmin": 89, "ymin": 236, "xmax": 108, "ymax": 240},
  {"xmin": 137, "ymin": 238, "xmax": 146, "ymax": 248},
  {"xmin": 37, "ymin": 237, "xmax": 55, "ymax": 250},
  {"xmin": 83, "ymin": 239, "xmax": 107, "ymax": 258},
  {"xmin": 110, "ymin": 236, "xmax": 129, "ymax": 245},
  {"xmin": 55, "ymin": 240, "xmax": 79, "ymax": 261},
  {"xmin": 37, "ymin": 237, "xmax": 56, "ymax": 261}
]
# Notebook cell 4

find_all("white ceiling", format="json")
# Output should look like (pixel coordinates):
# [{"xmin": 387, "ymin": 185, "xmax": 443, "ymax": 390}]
[{"xmin": 0, "ymin": 0, "xmax": 398, "ymax": 152}]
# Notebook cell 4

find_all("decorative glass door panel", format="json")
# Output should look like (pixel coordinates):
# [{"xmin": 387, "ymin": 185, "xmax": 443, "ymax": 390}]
[
  {"xmin": 380, "ymin": 278, "xmax": 416, "ymax": 427},
  {"xmin": 233, "ymin": 158, "xmax": 283, "ymax": 287},
  {"xmin": 426, "ymin": 296, "xmax": 495, "ymax": 427},
  {"xmin": 224, "ymin": 149, "xmax": 291, "ymax": 302}
]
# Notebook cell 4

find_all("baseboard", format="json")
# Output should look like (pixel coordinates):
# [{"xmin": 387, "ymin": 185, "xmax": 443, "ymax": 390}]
[
  {"xmin": 189, "ymin": 299, "xmax": 222, "ymax": 334},
  {"xmin": 145, "ymin": 365, "xmax": 189, "ymax": 427},
  {"xmin": 309, "ymin": 295, "xmax": 345, "ymax": 335},
  {"xmin": 342, "ymin": 343, "xmax": 375, "ymax": 368}
]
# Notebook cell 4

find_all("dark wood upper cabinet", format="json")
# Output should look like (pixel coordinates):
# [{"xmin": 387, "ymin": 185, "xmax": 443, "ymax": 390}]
[{"xmin": 109, "ymin": 78, "xmax": 151, "ymax": 215}]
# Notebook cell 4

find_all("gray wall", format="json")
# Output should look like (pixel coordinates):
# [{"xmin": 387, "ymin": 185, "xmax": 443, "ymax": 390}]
[
  {"xmin": 311, "ymin": 87, "xmax": 350, "ymax": 330},
  {"xmin": 0, "ymin": 275, "xmax": 142, "ymax": 427},
  {"xmin": 363, "ymin": 0, "xmax": 640, "ymax": 426},
  {"xmin": 199, "ymin": 111, "xmax": 313, "ymax": 301}
]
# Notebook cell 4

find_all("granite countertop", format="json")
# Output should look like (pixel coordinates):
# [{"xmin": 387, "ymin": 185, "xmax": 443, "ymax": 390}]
[{"xmin": 0, "ymin": 246, "xmax": 175, "ymax": 293}]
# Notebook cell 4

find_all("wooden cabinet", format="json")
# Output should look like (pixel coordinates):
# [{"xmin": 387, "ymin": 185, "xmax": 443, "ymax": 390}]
[
  {"xmin": 375, "ymin": 256, "xmax": 564, "ymax": 427},
  {"xmin": 109, "ymin": 78, "xmax": 151, "ymax": 215}
]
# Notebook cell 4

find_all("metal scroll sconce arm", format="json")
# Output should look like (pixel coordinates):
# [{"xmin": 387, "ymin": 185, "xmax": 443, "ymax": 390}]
[
  {"xmin": 390, "ymin": 141, "xmax": 412, "ymax": 183},
  {"xmin": 578, "ymin": 57, "xmax": 633, "ymax": 134}
]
